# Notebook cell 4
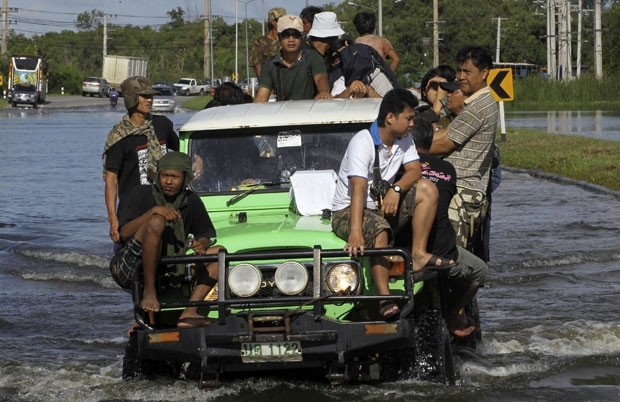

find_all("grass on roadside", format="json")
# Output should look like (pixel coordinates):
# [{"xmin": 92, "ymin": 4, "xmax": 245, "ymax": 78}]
[
  {"xmin": 180, "ymin": 95, "xmax": 213, "ymax": 111},
  {"xmin": 499, "ymin": 128, "xmax": 620, "ymax": 191}
]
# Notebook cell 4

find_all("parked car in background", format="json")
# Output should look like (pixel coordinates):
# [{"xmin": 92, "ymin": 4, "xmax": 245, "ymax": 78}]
[
  {"xmin": 239, "ymin": 78, "xmax": 259, "ymax": 95},
  {"xmin": 152, "ymin": 86, "xmax": 176, "ymax": 113},
  {"xmin": 152, "ymin": 81, "xmax": 174, "ymax": 91},
  {"xmin": 173, "ymin": 78, "xmax": 209, "ymax": 96},
  {"xmin": 10, "ymin": 83, "xmax": 39, "ymax": 108},
  {"xmin": 203, "ymin": 78, "xmax": 222, "ymax": 95},
  {"xmin": 81, "ymin": 77, "xmax": 110, "ymax": 97}
]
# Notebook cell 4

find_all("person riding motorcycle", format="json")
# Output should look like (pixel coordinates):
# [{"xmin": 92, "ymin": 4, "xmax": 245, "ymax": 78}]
[{"xmin": 109, "ymin": 87, "xmax": 119, "ymax": 107}]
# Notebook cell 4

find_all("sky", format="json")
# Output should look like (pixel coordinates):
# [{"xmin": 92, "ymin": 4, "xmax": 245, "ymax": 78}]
[{"xmin": 8, "ymin": 0, "xmax": 339, "ymax": 37}]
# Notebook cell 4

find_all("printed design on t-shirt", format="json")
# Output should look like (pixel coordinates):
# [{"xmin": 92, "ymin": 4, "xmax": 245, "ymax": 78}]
[
  {"xmin": 137, "ymin": 143, "xmax": 167, "ymax": 184},
  {"xmin": 421, "ymin": 161, "xmax": 452, "ymax": 184}
]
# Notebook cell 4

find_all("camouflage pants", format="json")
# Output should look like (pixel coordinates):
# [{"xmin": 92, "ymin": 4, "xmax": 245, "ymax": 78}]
[
  {"xmin": 331, "ymin": 186, "xmax": 417, "ymax": 247},
  {"xmin": 448, "ymin": 187, "xmax": 488, "ymax": 250}
]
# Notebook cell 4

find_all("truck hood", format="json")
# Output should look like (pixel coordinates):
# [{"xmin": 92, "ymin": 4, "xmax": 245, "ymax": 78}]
[{"xmin": 210, "ymin": 209, "xmax": 344, "ymax": 253}]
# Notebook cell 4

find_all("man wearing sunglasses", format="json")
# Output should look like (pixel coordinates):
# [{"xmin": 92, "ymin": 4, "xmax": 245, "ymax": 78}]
[{"xmin": 254, "ymin": 15, "xmax": 331, "ymax": 102}]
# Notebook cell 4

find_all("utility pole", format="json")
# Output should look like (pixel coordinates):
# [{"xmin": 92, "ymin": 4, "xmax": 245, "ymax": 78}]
[
  {"xmin": 557, "ymin": 0, "xmax": 572, "ymax": 81},
  {"xmin": 204, "ymin": 0, "xmax": 211, "ymax": 79},
  {"xmin": 1, "ymin": 0, "xmax": 16, "ymax": 55},
  {"xmin": 433, "ymin": 0, "xmax": 438, "ymax": 66},
  {"xmin": 547, "ymin": 0, "xmax": 557, "ymax": 80},
  {"xmin": 103, "ymin": 15, "xmax": 108, "ymax": 58},
  {"xmin": 576, "ymin": 0, "xmax": 582, "ymax": 78},
  {"xmin": 102, "ymin": 14, "xmax": 116, "ymax": 59},
  {"xmin": 1, "ymin": 0, "xmax": 6, "ymax": 55},
  {"xmin": 426, "ymin": 0, "xmax": 443, "ymax": 66},
  {"xmin": 594, "ymin": 0, "xmax": 602, "ymax": 79},
  {"xmin": 235, "ymin": 0, "xmax": 239, "ymax": 83},
  {"xmin": 261, "ymin": 0, "xmax": 265, "ymax": 35},
  {"xmin": 378, "ymin": 0, "xmax": 383, "ymax": 37},
  {"xmin": 493, "ymin": 17, "xmax": 508, "ymax": 64}
]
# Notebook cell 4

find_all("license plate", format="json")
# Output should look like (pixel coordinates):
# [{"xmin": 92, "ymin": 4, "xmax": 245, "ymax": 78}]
[{"xmin": 240, "ymin": 341, "xmax": 303, "ymax": 362}]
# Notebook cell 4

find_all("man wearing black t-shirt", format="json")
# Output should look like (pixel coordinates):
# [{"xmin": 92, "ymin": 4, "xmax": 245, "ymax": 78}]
[
  {"xmin": 413, "ymin": 118, "xmax": 488, "ymax": 337},
  {"xmin": 102, "ymin": 76, "xmax": 179, "ymax": 244},
  {"xmin": 112, "ymin": 152, "xmax": 221, "ymax": 328}
]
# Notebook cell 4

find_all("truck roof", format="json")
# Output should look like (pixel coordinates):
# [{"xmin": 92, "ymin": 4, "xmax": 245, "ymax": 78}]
[{"xmin": 179, "ymin": 98, "xmax": 382, "ymax": 132}]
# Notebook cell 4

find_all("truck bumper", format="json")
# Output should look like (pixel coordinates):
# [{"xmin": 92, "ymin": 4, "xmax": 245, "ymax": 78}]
[{"xmin": 136, "ymin": 310, "xmax": 416, "ymax": 379}]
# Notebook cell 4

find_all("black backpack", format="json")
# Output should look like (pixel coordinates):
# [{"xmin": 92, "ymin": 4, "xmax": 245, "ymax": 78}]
[{"xmin": 338, "ymin": 43, "xmax": 400, "ymax": 90}]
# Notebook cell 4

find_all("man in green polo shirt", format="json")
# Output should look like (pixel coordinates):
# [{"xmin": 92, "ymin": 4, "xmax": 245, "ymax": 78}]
[{"xmin": 254, "ymin": 14, "xmax": 331, "ymax": 102}]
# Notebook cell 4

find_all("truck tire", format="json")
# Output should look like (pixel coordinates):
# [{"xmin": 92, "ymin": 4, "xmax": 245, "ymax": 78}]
[
  {"xmin": 82, "ymin": 92, "xmax": 86, "ymax": 96},
  {"xmin": 199, "ymin": 88, "xmax": 205, "ymax": 96},
  {"xmin": 413, "ymin": 308, "xmax": 456, "ymax": 385},
  {"xmin": 123, "ymin": 329, "xmax": 181, "ymax": 380}
]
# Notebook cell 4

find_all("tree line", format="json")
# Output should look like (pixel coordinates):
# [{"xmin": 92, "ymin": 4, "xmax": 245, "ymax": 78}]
[{"xmin": 1, "ymin": 0, "xmax": 619, "ymax": 95}]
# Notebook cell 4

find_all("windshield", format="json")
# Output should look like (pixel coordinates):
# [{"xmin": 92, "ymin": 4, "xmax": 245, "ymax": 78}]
[
  {"xmin": 188, "ymin": 125, "xmax": 362, "ymax": 194},
  {"xmin": 14, "ymin": 84, "xmax": 36, "ymax": 92},
  {"xmin": 177, "ymin": 79, "xmax": 191, "ymax": 85}
]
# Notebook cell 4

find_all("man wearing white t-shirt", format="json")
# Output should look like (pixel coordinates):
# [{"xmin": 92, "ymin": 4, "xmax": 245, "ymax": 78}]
[{"xmin": 331, "ymin": 88, "xmax": 455, "ymax": 321}]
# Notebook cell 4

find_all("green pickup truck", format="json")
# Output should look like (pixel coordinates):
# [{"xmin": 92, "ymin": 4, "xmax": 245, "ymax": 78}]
[{"xmin": 122, "ymin": 98, "xmax": 478, "ymax": 386}]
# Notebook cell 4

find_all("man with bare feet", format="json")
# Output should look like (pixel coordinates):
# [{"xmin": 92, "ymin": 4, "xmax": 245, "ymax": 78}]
[
  {"xmin": 412, "ymin": 118, "xmax": 487, "ymax": 336},
  {"xmin": 331, "ymin": 88, "xmax": 455, "ymax": 322},
  {"xmin": 110, "ymin": 152, "xmax": 221, "ymax": 328}
]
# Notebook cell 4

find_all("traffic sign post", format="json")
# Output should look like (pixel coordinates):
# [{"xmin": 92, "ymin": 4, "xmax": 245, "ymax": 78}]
[{"xmin": 487, "ymin": 68, "xmax": 514, "ymax": 142}]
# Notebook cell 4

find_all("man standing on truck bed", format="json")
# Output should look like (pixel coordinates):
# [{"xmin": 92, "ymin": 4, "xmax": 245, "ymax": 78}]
[
  {"xmin": 249, "ymin": 7, "xmax": 287, "ymax": 79},
  {"xmin": 254, "ymin": 14, "xmax": 331, "ymax": 102},
  {"xmin": 102, "ymin": 76, "xmax": 178, "ymax": 244}
]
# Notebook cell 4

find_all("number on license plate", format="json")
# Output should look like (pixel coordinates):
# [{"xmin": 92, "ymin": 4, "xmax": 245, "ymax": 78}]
[{"xmin": 240, "ymin": 341, "xmax": 303, "ymax": 362}]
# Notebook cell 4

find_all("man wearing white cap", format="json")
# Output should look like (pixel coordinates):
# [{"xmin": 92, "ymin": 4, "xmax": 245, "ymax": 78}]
[{"xmin": 254, "ymin": 15, "xmax": 331, "ymax": 102}]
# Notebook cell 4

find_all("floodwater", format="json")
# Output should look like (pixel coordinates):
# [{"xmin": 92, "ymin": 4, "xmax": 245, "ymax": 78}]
[
  {"xmin": 1, "ymin": 106, "xmax": 620, "ymax": 401},
  {"xmin": 505, "ymin": 109, "xmax": 620, "ymax": 141}
]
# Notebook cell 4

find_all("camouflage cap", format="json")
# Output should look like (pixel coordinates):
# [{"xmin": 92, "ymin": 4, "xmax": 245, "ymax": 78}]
[
  {"xmin": 268, "ymin": 7, "xmax": 287, "ymax": 21},
  {"xmin": 121, "ymin": 76, "xmax": 157, "ymax": 110},
  {"xmin": 277, "ymin": 15, "xmax": 303, "ymax": 34}
]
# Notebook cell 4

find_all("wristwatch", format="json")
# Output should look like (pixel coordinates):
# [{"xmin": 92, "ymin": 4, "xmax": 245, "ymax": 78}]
[{"xmin": 391, "ymin": 184, "xmax": 401, "ymax": 194}]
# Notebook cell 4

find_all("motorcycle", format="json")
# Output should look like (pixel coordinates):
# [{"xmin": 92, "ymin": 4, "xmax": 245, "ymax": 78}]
[{"xmin": 110, "ymin": 90, "xmax": 119, "ymax": 108}]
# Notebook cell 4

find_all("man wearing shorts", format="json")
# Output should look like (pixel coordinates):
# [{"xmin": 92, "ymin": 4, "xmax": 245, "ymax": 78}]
[
  {"xmin": 110, "ymin": 152, "xmax": 221, "ymax": 328},
  {"xmin": 331, "ymin": 88, "xmax": 454, "ymax": 321}
]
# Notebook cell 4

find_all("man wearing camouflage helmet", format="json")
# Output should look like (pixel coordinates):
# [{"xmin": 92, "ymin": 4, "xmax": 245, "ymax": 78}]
[
  {"xmin": 249, "ymin": 7, "xmax": 286, "ymax": 79},
  {"xmin": 102, "ymin": 76, "xmax": 178, "ymax": 244}
]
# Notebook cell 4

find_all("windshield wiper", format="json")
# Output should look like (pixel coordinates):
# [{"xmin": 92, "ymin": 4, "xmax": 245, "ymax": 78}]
[{"xmin": 226, "ymin": 181, "xmax": 290, "ymax": 207}]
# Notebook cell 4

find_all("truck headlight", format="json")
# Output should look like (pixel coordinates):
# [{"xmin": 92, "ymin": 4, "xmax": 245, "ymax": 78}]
[
  {"xmin": 326, "ymin": 263, "xmax": 359, "ymax": 294},
  {"xmin": 274, "ymin": 261, "xmax": 308, "ymax": 295},
  {"xmin": 228, "ymin": 263, "xmax": 262, "ymax": 297}
]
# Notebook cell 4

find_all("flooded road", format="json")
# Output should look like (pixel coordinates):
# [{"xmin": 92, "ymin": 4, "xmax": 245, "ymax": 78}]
[
  {"xmin": 1, "ymin": 106, "xmax": 619, "ymax": 401},
  {"xmin": 505, "ymin": 109, "xmax": 620, "ymax": 141}
]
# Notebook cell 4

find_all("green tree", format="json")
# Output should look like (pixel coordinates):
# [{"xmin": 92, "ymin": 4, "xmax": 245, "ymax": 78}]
[
  {"xmin": 602, "ymin": 0, "xmax": 620, "ymax": 74},
  {"xmin": 76, "ymin": 9, "xmax": 104, "ymax": 31},
  {"xmin": 166, "ymin": 7, "xmax": 185, "ymax": 29},
  {"xmin": 5, "ymin": 2, "xmax": 619, "ymax": 95}
]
